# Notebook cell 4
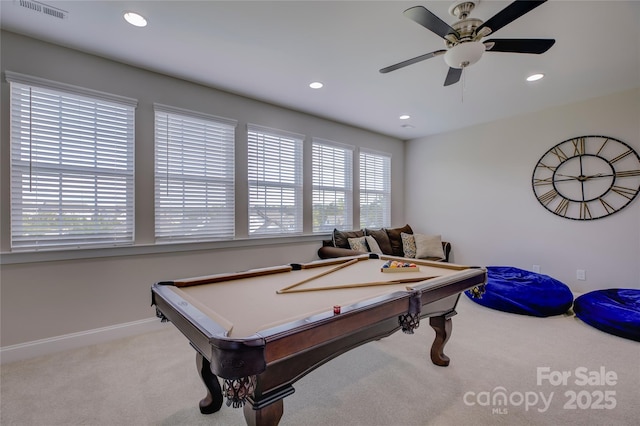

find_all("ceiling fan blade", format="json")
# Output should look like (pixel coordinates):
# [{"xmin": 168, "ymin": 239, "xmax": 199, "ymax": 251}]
[
  {"xmin": 485, "ymin": 38, "xmax": 555, "ymax": 54},
  {"xmin": 444, "ymin": 67, "xmax": 462, "ymax": 86},
  {"xmin": 477, "ymin": 0, "xmax": 547, "ymax": 36},
  {"xmin": 379, "ymin": 50, "xmax": 446, "ymax": 74},
  {"xmin": 404, "ymin": 6, "xmax": 459, "ymax": 40}
]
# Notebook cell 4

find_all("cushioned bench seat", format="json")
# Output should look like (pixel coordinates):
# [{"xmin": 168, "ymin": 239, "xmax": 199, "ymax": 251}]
[
  {"xmin": 318, "ymin": 225, "xmax": 451, "ymax": 262},
  {"xmin": 573, "ymin": 289, "xmax": 640, "ymax": 342},
  {"xmin": 465, "ymin": 266, "xmax": 573, "ymax": 317}
]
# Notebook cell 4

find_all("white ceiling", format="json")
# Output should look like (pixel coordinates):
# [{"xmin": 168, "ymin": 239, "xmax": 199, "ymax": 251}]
[{"xmin": 1, "ymin": 0, "xmax": 639, "ymax": 140}]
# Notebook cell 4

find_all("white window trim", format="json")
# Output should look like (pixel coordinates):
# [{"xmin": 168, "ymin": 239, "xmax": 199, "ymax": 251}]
[
  {"xmin": 154, "ymin": 105, "xmax": 237, "ymax": 242},
  {"xmin": 247, "ymin": 124, "xmax": 304, "ymax": 236},
  {"xmin": 311, "ymin": 137, "xmax": 354, "ymax": 232},
  {"xmin": 312, "ymin": 137, "xmax": 355, "ymax": 152},
  {"xmin": 247, "ymin": 123, "xmax": 305, "ymax": 141},
  {"xmin": 359, "ymin": 147, "xmax": 393, "ymax": 160},
  {"xmin": 359, "ymin": 148, "xmax": 392, "ymax": 229},
  {"xmin": 7, "ymin": 71, "xmax": 137, "ymax": 251},
  {"xmin": 153, "ymin": 103, "xmax": 237, "ymax": 127},
  {"xmin": 5, "ymin": 71, "xmax": 137, "ymax": 107}
]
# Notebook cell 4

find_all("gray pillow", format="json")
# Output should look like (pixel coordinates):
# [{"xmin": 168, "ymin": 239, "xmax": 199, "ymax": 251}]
[
  {"xmin": 414, "ymin": 233, "xmax": 445, "ymax": 260},
  {"xmin": 332, "ymin": 228, "xmax": 364, "ymax": 249}
]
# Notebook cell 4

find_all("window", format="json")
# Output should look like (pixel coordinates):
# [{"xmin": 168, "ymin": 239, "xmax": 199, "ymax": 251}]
[
  {"xmin": 154, "ymin": 105, "xmax": 236, "ymax": 242},
  {"xmin": 7, "ymin": 72, "xmax": 136, "ymax": 250},
  {"xmin": 359, "ymin": 150, "xmax": 391, "ymax": 228},
  {"xmin": 312, "ymin": 139, "xmax": 353, "ymax": 232},
  {"xmin": 247, "ymin": 125, "xmax": 303, "ymax": 236}
]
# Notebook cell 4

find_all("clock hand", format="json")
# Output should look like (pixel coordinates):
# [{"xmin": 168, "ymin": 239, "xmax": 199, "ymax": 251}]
[
  {"xmin": 584, "ymin": 173, "xmax": 614, "ymax": 180},
  {"xmin": 555, "ymin": 173, "xmax": 615, "ymax": 183},
  {"xmin": 555, "ymin": 173, "xmax": 580, "ymax": 180}
]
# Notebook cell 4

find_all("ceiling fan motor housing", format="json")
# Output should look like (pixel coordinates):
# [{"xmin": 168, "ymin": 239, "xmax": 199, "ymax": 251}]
[{"xmin": 444, "ymin": 1, "xmax": 486, "ymax": 69}]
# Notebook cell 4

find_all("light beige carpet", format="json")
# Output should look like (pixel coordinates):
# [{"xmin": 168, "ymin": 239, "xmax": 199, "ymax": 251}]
[{"xmin": 1, "ymin": 296, "xmax": 639, "ymax": 425}]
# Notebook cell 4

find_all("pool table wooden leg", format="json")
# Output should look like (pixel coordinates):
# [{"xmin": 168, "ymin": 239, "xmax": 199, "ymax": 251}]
[
  {"xmin": 243, "ymin": 399, "xmax": 284, "ymax": 426},
  {"xmin": 196, "ymin": 352, "xmax": 224, "ymax": 414},
  {"xmin": 429, "ymin": 315, "xmax": 452, "ymax": 367}
]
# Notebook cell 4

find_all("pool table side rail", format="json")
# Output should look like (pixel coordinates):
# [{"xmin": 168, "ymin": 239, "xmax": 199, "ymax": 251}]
[
  {"xmin": 292, "ymin": 253, "xmax": 471, "ymax": 271},
  {"xmin": 159, "ymin": 265, "xmax": 294, "ymax": 288},
  {"xmin": 152, "ymin": 284, "xmax": 269, "ymax": 379},
  {"xmin": 410, "ymin": 267, "xmax": 487, "ymax": 303},
  {"xmin": 291, "ymin": 254, "xmax": 370, "ymax": 269},
  {"xmin": 377, "ymin": 254, "xmax": 471, "ymax": 270}
]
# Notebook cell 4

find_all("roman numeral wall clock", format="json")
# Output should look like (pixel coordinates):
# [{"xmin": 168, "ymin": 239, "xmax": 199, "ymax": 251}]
[{"xmin": 532, "ymin": 135, "xmax": 640, "ymax": 220}]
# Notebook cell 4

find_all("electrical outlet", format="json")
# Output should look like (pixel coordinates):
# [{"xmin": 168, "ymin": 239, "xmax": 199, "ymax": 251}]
[
  {"xmin": 532, "ymin": 265, "xmax": 541, "ymax": 273},
  {"xmin": 577, "ymin": 269, "xmax": 586, "ymax": 281}
]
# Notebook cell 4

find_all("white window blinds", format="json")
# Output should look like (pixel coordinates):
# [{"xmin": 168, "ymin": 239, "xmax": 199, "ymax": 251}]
[
  {"xmin": 247, "ymin": 125, "xmax": 303, "ymax": 236},
  {"xmin": 154, "ymin": 105, "xmax": 237, "ymax": 242},
  {"xmin": 359, "ymin": 150, "xmax": 391, "ymax": 228},
  {"xmin": 312, "ymin": 139, "xmax": 353, "ymax": 232},
  {"xmin": 7, "ymin": 72, "xmax": 136, "ymax": 250}
]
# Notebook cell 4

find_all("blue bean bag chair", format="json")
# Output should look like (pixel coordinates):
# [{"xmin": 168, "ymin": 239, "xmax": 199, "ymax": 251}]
[
  {"xmin": 573, "ymin": 289, "xmax": 640, "ymax": 342},
  {"xmin": 465, "ymin": 266, "xmax": 573, "ymax": 317}
]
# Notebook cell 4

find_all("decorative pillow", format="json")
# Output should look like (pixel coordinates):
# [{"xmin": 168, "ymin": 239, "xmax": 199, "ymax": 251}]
[
  {"xmin": 332, "ymin": 228, "xmax": 364, "ymax": 249},
  {"xmin": 385, "ymin": 224, "xmax": 413, "ymax": 257},
  {"xmin": 365, "ymin": 235, "xmax": 383, "ymax": 254},
  {"xmin": 400, "ymin": 232, "xmax": 417, "ymax": 258},
  {"xmin": 364, "ymin": 228, "xmax": 393, "ymax": 255},
  {"xmin": 348, "ymin": 236, "xmax": 369, "ymax": 253},
  {"xmin": 414, "ymin": 233, "xmax": 445, "ymax": 260}
]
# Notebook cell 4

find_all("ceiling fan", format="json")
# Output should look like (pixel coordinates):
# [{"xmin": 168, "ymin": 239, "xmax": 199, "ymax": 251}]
[{"xmin": 380, "ymin": 0, "xmax": 555, "ymax": 86}]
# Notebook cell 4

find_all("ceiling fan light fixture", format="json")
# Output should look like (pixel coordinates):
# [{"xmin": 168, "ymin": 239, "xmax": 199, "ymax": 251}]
[{"xmin": 444, "ymin": 41, "xmax": 485, "ymax": 69}]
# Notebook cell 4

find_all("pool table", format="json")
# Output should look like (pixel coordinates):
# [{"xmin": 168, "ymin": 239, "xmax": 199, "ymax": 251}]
[{"xmin": 151, "ymin": 254, "xmax": 486, "ymax": 426}]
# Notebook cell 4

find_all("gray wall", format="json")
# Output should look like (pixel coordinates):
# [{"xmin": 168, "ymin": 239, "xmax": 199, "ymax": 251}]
[
  {"xmin": 0, "ymin": 31, "xmax": 405, "ymax": 347},
  {"xmin": 406, "ymin": 88, "xmax": 640, "ymax": 292}
]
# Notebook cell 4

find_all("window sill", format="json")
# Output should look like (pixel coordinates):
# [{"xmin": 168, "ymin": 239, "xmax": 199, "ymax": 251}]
[{"xmin": 0, "ymin": 234, "xmax": 331, "ymax": 265}]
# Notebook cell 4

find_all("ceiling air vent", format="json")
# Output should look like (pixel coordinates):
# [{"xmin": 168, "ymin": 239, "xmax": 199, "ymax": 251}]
[{"xmin": 17, "ymin": 0, "xmax": 67, "ymax": 19}]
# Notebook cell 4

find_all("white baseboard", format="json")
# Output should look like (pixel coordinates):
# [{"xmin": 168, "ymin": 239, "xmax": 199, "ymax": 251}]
[{"xmin": 0, "ymin": 317, "xmax": 166, "ymax": 365}]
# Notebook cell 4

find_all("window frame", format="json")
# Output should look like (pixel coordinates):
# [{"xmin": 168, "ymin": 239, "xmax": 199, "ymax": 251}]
[
  {"xmin": 6, "ymin": 71, "xmax": 137, "ymax": 251},
  {"xmin": 153, "ymin": 104, "xmax": 237, "ymax": 243},
  {"xmin": 247, "ymin": 124, "xmax": 304, "ymax": 237},
  {"xmin": 359, "ymin": 148, "xmax": 392, "ymax": 229},
  {"xmin": 311, "ymin": 138, "xmax": 354, "ymax": 233}
]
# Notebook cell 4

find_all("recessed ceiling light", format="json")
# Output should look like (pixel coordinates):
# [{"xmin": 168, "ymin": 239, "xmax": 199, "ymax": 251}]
[
  {"xmin": 526, "ymin": 73, "xmax": 544, "ymax": 82},
  {"xmin": 124, "ymin": 12, "xmax": 147, "ymax": 27},
  {"xmin": 309, "ymin": 82, "xmax": 323, "ymax": 89},
  {"xmin": 399, "ymin": 115, "xmax": 411, "ymax": 120}
]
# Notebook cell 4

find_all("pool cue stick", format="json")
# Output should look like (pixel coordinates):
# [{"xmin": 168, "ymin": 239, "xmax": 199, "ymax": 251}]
[
  {"xmin": 277, "ymin": 258, "xmax": 359, "ymax": 294},
  {"xmin": 295, "ymin": 254, "xmax": 369, "ymax": 269},
  {"xmin": 280, "ymin": 276, "xmax": 438, "ymax": 293}
]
